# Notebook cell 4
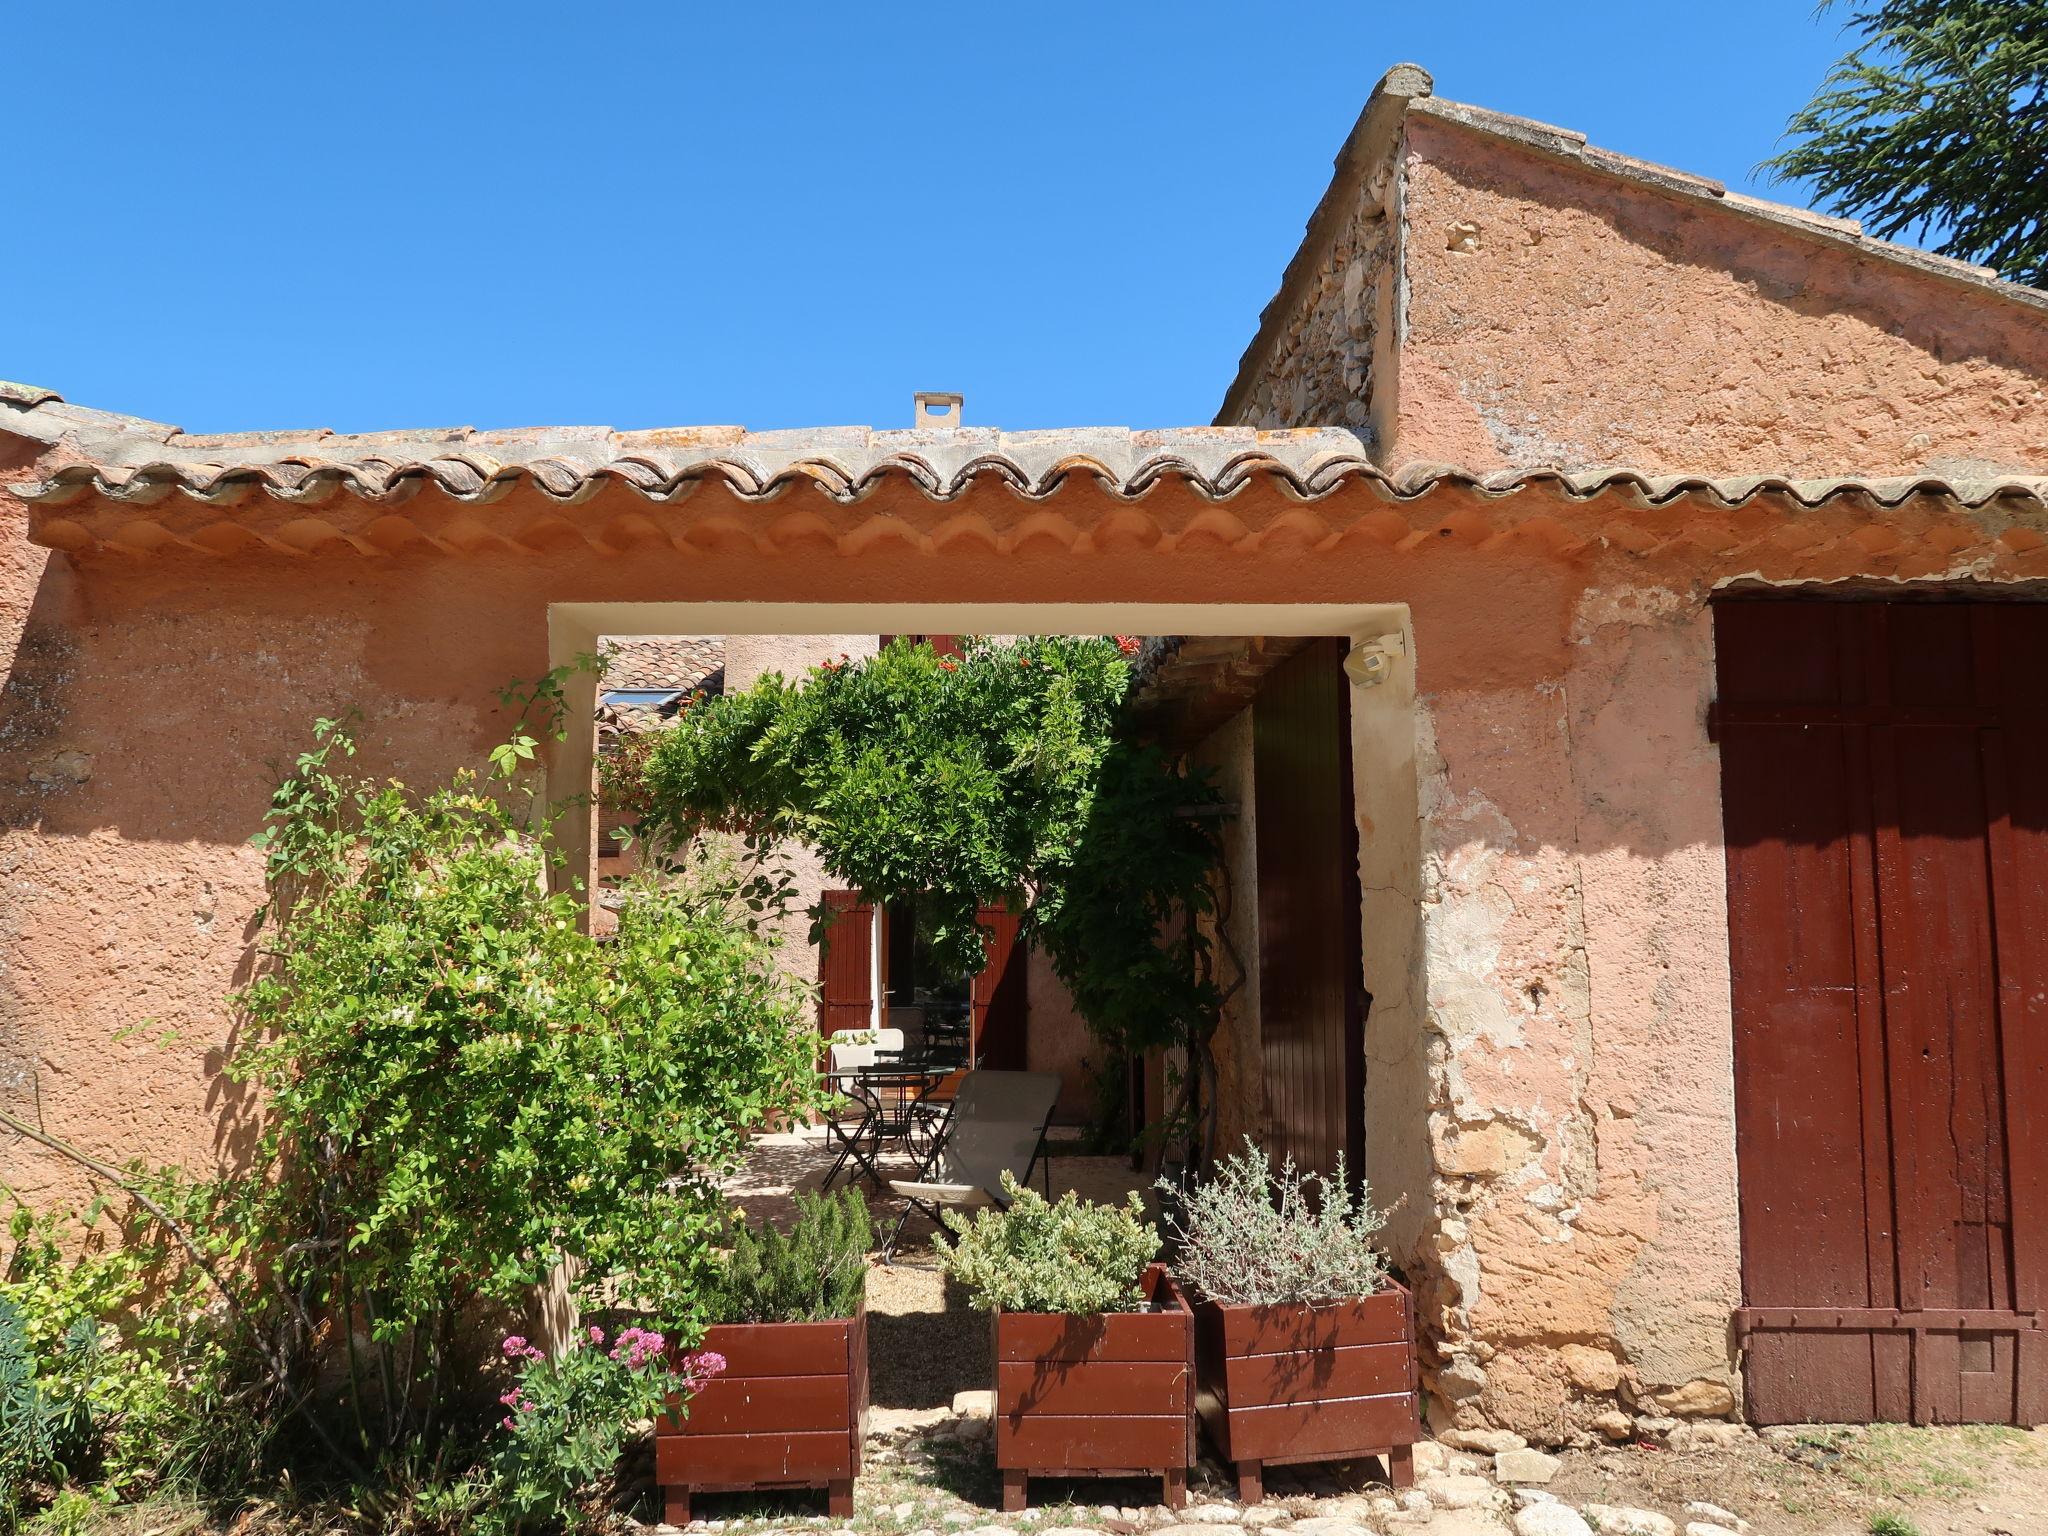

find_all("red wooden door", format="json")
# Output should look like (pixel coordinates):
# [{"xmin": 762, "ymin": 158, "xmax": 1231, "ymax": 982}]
[
  {"xmin": 817, "ymin": 890, "xmax": 877, "ymax": 1035},
  {"xmin": 1718, "ymin": 598, "xmax": 2048, "ymax": 1426},
  {"xmin": 971, "ymin": 906, "xmax": 1028, "ymax": 1070},
  {"xmin": 1251, "ymin": 638, "xmax": 1367, "ymax": 1183}
]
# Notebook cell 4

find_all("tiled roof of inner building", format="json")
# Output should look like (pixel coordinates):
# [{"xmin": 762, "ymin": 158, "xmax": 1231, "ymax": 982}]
[{"xmin": 5, "ymin": 386, "xmax": 2045, "ymax": 520}]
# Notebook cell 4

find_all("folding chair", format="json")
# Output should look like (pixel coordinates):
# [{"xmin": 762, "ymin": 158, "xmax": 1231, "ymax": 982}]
[
  {"xmin": 881, "ymin": 1070, "xmax": 1061, "ymax": 1263},
  {"xmin": 820, "ymin": 1028, "xmax": 905, "ymax": 1189}
]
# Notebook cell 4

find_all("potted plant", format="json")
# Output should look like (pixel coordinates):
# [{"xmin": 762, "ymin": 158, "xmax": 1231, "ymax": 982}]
[
  {"xmin": 937, "ymin": 1175, "xmax": 1193, "ymax": 1512},
  {"xmin": 656, "ymin": 1188, "xmax": 872, "ymax": 1522},
  {"xmin": 1162, "ymin": 1141, "xmax": 1418, "ymax": 1502}
]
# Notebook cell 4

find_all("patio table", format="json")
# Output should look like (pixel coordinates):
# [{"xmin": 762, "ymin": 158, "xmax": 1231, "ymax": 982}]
[{"xmin": 821, "ymin": 1055, "xmax": 952, "ymax": 1190}]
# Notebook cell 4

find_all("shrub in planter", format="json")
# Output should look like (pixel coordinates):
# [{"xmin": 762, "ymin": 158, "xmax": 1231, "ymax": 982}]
[
  {"xmin": 656, "ymin": 1190, "xmax": 873, "ymax": 1522},
  {"xmin": 1162, "ymin": 1141, "xmax": 1417, "ymax": 1501},
  {"xmin": 937, "ymin": 1177, "xmax": 1193, "ymax": 1512}
]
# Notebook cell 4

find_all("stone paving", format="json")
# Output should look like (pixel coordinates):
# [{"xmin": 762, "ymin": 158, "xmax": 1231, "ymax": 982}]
[{"xmin": 655, "ymin": 1390, "xmax": 1760, "ymax": 1536}]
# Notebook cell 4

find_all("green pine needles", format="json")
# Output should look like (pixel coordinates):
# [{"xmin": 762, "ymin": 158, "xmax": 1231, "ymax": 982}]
[
  {"xmin": 703, "ymin": 1190, "xmax": 873, "ymax": 1325},
  {"xmin": 935, "ymin": 1176, "xmax": 1160, "ymax": 1316},
  {"xmin": 1768, "ymin": 0, "xmax": 2047, "ymax": 286}
]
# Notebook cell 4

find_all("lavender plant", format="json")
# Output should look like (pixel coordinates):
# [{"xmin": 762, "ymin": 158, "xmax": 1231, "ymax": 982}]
[{"xmin": 1161, "ymin": 1140, "xmax": 1389, "ymax": 1307}]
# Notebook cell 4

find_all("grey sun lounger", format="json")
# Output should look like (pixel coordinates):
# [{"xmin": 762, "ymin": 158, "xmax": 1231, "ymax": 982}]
[{"xmin": 881, "ymin": 1069, "xmax": 1061, "ymax": 1263}]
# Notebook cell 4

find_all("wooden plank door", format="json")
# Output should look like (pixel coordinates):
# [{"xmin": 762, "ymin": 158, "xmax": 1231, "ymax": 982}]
[
  {"xmin": 971, "ymin": 906, "xmax": 1028, "ymax": 1069},
  {"xmin": 818, "ymin": 890, "xmax": 877, "ymax": 1036},
  {"xmin": 1718, "ymin": 597, "xmax": 2048, "ymax": 1426},
  {"xmin": 1251, "ymin": 638, "xmax": 1367, "ymax": 1182}
]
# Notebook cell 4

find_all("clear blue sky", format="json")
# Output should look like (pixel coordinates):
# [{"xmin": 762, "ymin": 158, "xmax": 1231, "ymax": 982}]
[{"xmin": 7, "ymin": 2, "xmax": 1854, "ymax": 436}]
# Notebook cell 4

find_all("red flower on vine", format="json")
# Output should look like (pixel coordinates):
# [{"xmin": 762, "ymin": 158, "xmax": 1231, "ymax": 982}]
[
  {"xmin": 938, "ymin": 658, "xmax": 959, "ymax": 671},
  {"xmin": 1113, "ymin": 635, "xmax": 1141, "ymax": 656}
]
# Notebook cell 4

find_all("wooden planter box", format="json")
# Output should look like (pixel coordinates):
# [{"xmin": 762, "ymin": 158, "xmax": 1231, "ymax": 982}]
[
  {"xmin": 993, "ymin": 1264, "xmax": 1194, "ymax": 1511},
  {"xmin": 656, "ymin": 1300, "xmax": 869, "ymax": 1521},
  {"xmin": 1193, "ymin": 1280, "xmax": 1421, "ymax": 1502}
]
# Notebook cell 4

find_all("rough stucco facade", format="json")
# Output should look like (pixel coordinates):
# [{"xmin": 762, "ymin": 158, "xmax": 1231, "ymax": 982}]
[
  {"xmin": 4, "ymin": 64, "xmax": 2046, "ymax": 1446},
  {"xmin": 1209, "ymin": 67, "xmax": 2048, "ymax": 1440}
]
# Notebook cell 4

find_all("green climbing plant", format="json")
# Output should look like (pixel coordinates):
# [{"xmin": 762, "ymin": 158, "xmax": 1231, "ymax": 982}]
[{"xmin": 626, "ymin": 635, "xmax": 1229, "ymax": 1158}]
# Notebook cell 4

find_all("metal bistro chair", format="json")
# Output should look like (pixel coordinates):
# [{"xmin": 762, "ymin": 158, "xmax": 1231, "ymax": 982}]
[
  {"xmin": 820, "ymin": 1028, "xmax": 904, "ymax": 1190},
  {"xmin": 882, "ymin": 1070, "xmax": 1061, "ymax": 1262}
]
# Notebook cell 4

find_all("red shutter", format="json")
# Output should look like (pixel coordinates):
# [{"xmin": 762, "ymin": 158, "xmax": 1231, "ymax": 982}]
[
  {"xmin": 970, "ymin": 906, "xmax": 1028, "ymax": 1069},
  {"xmin": 818, "ymin": 890, "xmax": 876, "ymax": 1036}
]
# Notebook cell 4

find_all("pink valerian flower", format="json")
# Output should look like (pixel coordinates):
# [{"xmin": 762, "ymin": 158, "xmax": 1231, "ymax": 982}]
[
  {"xmin": 499, "ymin": 1333, "xmax": 543, "ymax": 1364},
  {"xmin": 676, "ymin": 1349, "xmax": 726, "ymax": 1394},
  {"xmin": 609, "ymin": 1325, "xmax": 669, "ymax": 1370},
  {"xmin": 587, "ymin": 1325, "xmax": 605, "ymax": 1345}
]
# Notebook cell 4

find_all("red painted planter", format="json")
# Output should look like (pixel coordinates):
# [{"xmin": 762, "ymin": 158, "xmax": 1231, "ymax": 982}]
[
  {"xmin": 1193, "ymin": 1280, "xmax": 1421, "ymax": 1502},
  {"xmin": 993, "ymin": 1264, "xmax": 1195, "ymax": 1511},
  {"xmin": 656, "ymin": 1299, "xmax": 869, "ymax": 1521}
]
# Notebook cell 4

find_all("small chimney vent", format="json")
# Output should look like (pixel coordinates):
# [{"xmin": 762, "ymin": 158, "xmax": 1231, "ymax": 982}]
[{"xmin": 913, "ymin": 391, "xmax": 963, "ymax": 429}]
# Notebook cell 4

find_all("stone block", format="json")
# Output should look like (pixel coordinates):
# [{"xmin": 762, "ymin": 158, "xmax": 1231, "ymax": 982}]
[
  {"xmin": 1442, "ymin": 1427, "xmax": 1528, "ymax": 1455},
  {"xmin": 1493, "ymin": 1448, "xmax": 1561, "ymax": 1485},
  {"xmin": 1557, "ymin": 1344, "xmax": 1622, "ymax": 1393},
  {"xmin": 1581, "ymin": 1508, "xmax": 1675, "ymax": 1536},
  {"xmin": 1652, "ymin": 1378, "xmax": 1737, "ymax": 1418},
  {"xmin": 1680, "ymin": 1505, "xmax": 1743, "ymax": 1531},
  {"xmin": 950, "ymin": 1388, "xmax": 994, "ymax": 1418}
]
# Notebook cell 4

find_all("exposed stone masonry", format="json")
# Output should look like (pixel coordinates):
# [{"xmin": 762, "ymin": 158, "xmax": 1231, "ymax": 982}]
[{"xmin": 1229, "ymin": 193, "xmax": 1387, "ymax": 440}]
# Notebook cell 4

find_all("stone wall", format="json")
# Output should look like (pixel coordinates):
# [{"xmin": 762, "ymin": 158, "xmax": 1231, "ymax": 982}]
[{"xmin": 1227, "ymin": 192, "xmax": 1389, "ymax": 441}]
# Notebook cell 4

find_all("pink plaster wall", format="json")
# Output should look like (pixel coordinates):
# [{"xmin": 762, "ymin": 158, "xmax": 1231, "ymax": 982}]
[
  {"xmin": 14, "ymin": 465, "xmax": 2048, "ymax": 1438},
  {"xmin": 1410, "ymin": 583, "xmax": 1742, "ymax": 1439},
  {"xmin": 1391, "ymin": 113, "xmax": 2048, "ymax": 478}
]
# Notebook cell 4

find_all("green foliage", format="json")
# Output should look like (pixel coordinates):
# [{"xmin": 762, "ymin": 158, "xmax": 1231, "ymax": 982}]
[
  {"xmin": 630, "ymin": 636, "xmax": 1225, "ymax": 1152},
  {"xmin": 485, "ymin": 1327, "xmax": 715, "ymax": 1536},
  {"xmin": 1160, "ymin": 1139, "xmax": 1388, "ymax": 1307},
  {"xmin": 1767, "ymin": 0, "xmax": 2047, "ymax": 286},
  {"xmin": 702, "ymin": 1190, "xmax": 872, "ymax": 1325},
  {"xmin": 1868, "ymin": 1515, "xmax": 1922, "ymax": 1536},
  {"xmin": 935, "ymin": 1176, "xmax": 1159, "ymax": 1316},
  {"xmin": 201, "ymin": 710, "xmax": 821, "ymax": 1466},
  {"xmin": 0, "ymin": 1202, "xmax": 195, "ymax": 1527}
]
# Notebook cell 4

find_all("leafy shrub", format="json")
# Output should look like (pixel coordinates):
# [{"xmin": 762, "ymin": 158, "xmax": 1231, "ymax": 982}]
[
  {"xmin": 936, "ymin": 1176, "xmax": 1158, "ymax": 1315},
  {"xmin": 1160, "ymin": 1139, "xmax": 1389, "ymax": 1307},
  {"xmin": 190, "ymin": 709, "xmax": 821, "ymax": 1467},
  {"xmin": 486, "ymin": 1327, "xmax": 721, "ymax": 1536},
  {"xmin": 0, "ymin": 1202, "xmax": 196, "ymax": 1524},
  {"xmin": 702, "ymin": 1189, "xmax": 871, "ymax": 1325}
]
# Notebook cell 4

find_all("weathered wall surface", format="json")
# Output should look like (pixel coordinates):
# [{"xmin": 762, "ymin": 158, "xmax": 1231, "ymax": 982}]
[
  {"xmin": 1407, "ymin": 580, "xmax": 1741, "ymax": 1444},
  {"xmin": 13, "ymin": 463, "xmax": 2048, "ymax": 1438},
  {"xmin": 0, "ymin": 520, "xmax": 543, "ymax": 1216},
  {"xmin": 1228, "ymin": 194, "xmax": 1389, "ymax": 442},
  {"xmin": 1392, "ymin": 112, "xmax": 2048, "ymax": 478},
  {"xmin": 1022, "ymin": 947, "xmax": 1094, "ymax": 1124},
  {"xmin": 1188, "ymin": 709, "xmax": 1263, "ymax": 1155}
]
